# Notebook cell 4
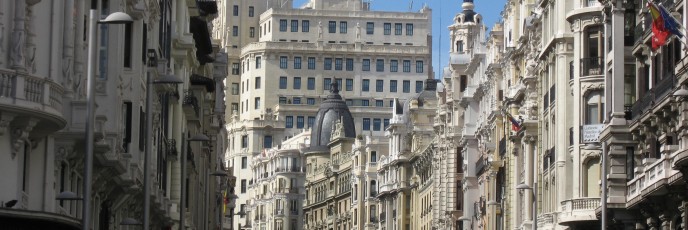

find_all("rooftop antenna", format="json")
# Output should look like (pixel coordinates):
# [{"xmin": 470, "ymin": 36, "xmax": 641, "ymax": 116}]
[
  {"xmin": 281, "ymin": 0, "xmax": 288, "ymax": 8},
  {"xmin": 438, "ymin": 0, "xmax": 442, "ymax": 80},
  {"xmin": 409, "ymin": 0, "xmax": 413, "ymax": 12}
]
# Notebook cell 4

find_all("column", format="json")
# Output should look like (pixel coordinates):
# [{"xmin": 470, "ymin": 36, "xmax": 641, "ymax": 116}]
[
  {"xmin": 10, "ymin": 0, "xmax": 26, "ymax": 70},
  {"xmin": 523, "ymin": 136, "xmax": 533, "ymax": 222}
]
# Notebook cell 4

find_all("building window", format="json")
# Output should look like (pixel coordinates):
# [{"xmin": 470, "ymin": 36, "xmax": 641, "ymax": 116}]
[
  {"xmin": 287, "ymin": 78, "xmax": 299, "ymax": 91},
  {"xmin": 294, "ymin": 57, "xmax": 302, "ymax": 69},
  {"xmin": 415, "ymin": 81, "xmax": 423, "ymax": 93},
  {"xmin": 457, "ymin": 40, "xmax": 464, "ymax": 52},
  {"xmin": 403, "ymin": 60, "xmax": 411, "ymax": 72},
  {"xmin": 346, "ymin": 99, "xmax": 353, "ymax": 106},
  {"xmin": 264, "ymin": 136, "xmax": 272, "ymax": 148},
  {"xmin": 279, "ymin": 97, "xmax": 287, "ymax": 104},
  {"xmin": 241, "ymin": 135, "xmax": 248, "ymax": 148},
  {"xmin": 291, "ymin": 20, "xmax": 299, "ymax": 32},
  {"xmin": 280, "ymin": 19, "xmax": 287, "ymax": 31},
  {"xmin": 336, "ymin": 79, "xmax": 343, "ymax": 90},
  {"xmin": 308, "ymin": 77, "xmax": 315, "ymax": 90},
  {"xmin": 373, "ymin": 119, "xmax": 381, "ymax": 131},
  {"xmin": 383, "ymin": 119, "xmax": 390, "ymax": 129},
  {"xmin": 280, "ymin": 56, "xmax": 288, "ymax": 69},
  {"xmin": 329, "ymin": 21, "xmax": 336, "ymax": 33},
  {"xmin": 390, "ymin": 60, "xmax": 398, "ymax": 72},
  {"xmin": 346, "ymin": 58, "xmax": 354, "ymax": 71},
  {"xmin": 233, "ymin": 5, "xmax": 239, "ymax": 16},
  {"xmin": 233, "ymin": 26, "xmax": 239, "ymax": 36},
  {"xmin": 249, "ymin": 27, "xmax": 255, "ymax": 38},
  {"xmin": 324, "ymin": 78, "xmax": 332, "ymax": 90},
  {"xmin": 255, "ymin": 57, "xmax": 262, "ymax": 69},
  {"xmin": 406, "ymin": 23, "xmax": 414, "ymax": 35},
  {"xmin": 254, "ymin": 97, "xmax": 261, "ymax": 109},
  {"xmin": 123, "ymin": 23, "xmax": 132, "ymax": 68},
  {"xmin": 384, "ymin": 23, "xmax": 391, "ymax": 35},
  {"xmin": 293, "ymin": 98, "xmax": 301, "ymax": 105},
  {"xmin": 231, "ymin": 83, "xmax": 239, "ymax": 95},
  {"xmin": 248, "ymin": 6, "xmax": 254, "ymax": 17},
  {"xmin": 585, "ymin": 91, "xmax": 605, "ymax": 124},
  {"xmin": 362, "ymin": 59, "xmax": 371, "ymax": 71},
  {"xmin": 416, "ymin": 61, "xmax": 424, "ymax": 73},
  {"xmin": 241, "ymin": 180, "xmax": 246, "ymax": 193},
  {"xmin": 324, "ymin": 58, "xmax": 332, "ymax": 70},
  {"xmin": 390, "ymin": 80, "xmax": 397, "ymax": 92},
  {"xmin": 255, "ymin": 77, "xmax": 261, "ymax": 89},
  {"xmin": 370, "ymin": 151, "xmax": 377, "ymax": 162},
  {"xmin": 308, "ymin": 57, "xmax": 316, "ymax": 69},
  {"xmin": 375, "ymin": 100, "xmax": 383, "ymax": 107},
  {"xmin": 362, "ymin": 79, "xmax": 370, "ymax": 92},
  {"xmin": 403, "ymin": 80, "xmax": 410, "ymax": 93},
  {"xmin": 280, "ymin": 77, "xmax": 288, "ymax": 89},
  {"xmin": 346, "ymin": 79, "xmax": 353, "ymax": 91},
  {"xmin": 297, "ymin": 116, "xmax": 305, "ymax": 128},
  {"xmin": 363, "ymin": 118, "xmax": 371, "ymax": 130},
  {"xmin": 366, "ymin": 22, "xmax": 374, "ymax": 34},
  {"xmin": 376, "ymin": 59, "xmax": 384, "ymax": 72},
  {"xmin": 302, "ymin": 20, "xmax": 310, "ymax": 32},
  {"xmin": 335, "ymin": 58, "xmax": 343, "ymax": 70},
  {"xmin": 241, "ymin": 157, "xmax": 248, "ymax": 169},
  {"xmin": 340, "ymin": 21, "xmax": 348, "ymax": 33},
  {"xmin": 307, "ymin": 98, "xmax": 316, "ymax": 105},
  {"xmin": 376, "ymin": 80, "xmax": 383, "ymax": 92},
  {"xmin": 286, "ymin": 116, "xmax": 294, "ymax": 128},
  {"xmin": 232, "ymin": 63, "xmax": 240, "ymax": 75},
  {"xmin": 362, "ymin": 100, "xmax": 369, "ymax": 106},
  {"xmin": 308, "ymin": 116, "xmax": 316, "ymax": 128},
  {"xmin": 395, "ymin": 23, "xmax": 402, "ymax": 35}
]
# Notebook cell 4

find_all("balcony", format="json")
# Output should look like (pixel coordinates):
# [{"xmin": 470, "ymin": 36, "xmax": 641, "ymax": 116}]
[
  {"xmin": 558, "ymin": 197, "xmax": 600, "ymax": 223},
  {"xmin": 585, "ymin": 0, "xmax": 601, "ymax": 7},
  {"xmin": 627, "ymin": 152, "xmax": 681, "ymax": 205},
  {"xmin": 536, "ymin": 213, "xmax": 557, "ymax": 228},
  {"xmin": 0, "ymin": 68, "xmax": 66, "ymax": 133},
  {"xmin": 580, "ymin": 57, "xmax": 602, "ymax": 76},
  {"xmin": 475, "ymin": 155, "xmax": 486, "ymax": 176},
  {"xmin": 182, "ymin": 92, "xmax": 200, "ymax": 118},
  {"xmin": 630, "ymin": 73, "xmax": 676, "ymax": 121}
]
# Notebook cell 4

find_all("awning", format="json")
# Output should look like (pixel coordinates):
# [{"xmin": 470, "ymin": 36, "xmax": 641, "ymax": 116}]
[
  {"xmin": 196, "ymin": 0, "xmax": 218, "ymax": 16},
  {"xmin": 190, "ymin": 74, "xmax": 215, "ymax": 92},
  {"xmin": 189, "ymin": 16, "xmax": 214, "ymax": 65}
]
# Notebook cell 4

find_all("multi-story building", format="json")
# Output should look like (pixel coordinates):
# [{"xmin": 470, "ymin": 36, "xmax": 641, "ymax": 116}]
[
  {"xmin": 379, "ymin": 79, "xmax": 439, "ymax": 230},
  {"xmin": 438, "ymin": 1, "xmax": 486, "ymax": 229},
  {"xmin": 221, "ymin": 0, "xmax": 432, "ymax": 229},
  {"xmin": 0, "ymin": 0, "xmax": 226, "ymax": 229},
  {"xmin": 302, "ymin": 83, "xmax": 357, "ymax": 230},
  {"xmin": 600, "ymin": 0, "xmax": 688, "ymax": 229},
  {"xmin": 246, "ymin": 130, "xmax": 308, "ymax": 230}
]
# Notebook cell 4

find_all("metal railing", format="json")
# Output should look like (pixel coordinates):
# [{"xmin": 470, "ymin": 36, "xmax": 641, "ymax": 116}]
[
  {"xmin": 183, "ymin": 92, "xmax": 199, "ymax": 116},
  {"xmin": 580, "ymin": 57, "xmax": 603, "ymax": 76},
  {"xmin": 654, "ymin": 73, "xmax": 676, "ymax": 101}
]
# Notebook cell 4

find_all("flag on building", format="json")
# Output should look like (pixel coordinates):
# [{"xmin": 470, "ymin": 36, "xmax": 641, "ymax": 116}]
[
  {"xmin": 648, "ymin": 1, "xmax": 683, "ymax": 50},
  {"xmin": 502, "ymin": 109, "xmax": 521, "ymax": 131}
]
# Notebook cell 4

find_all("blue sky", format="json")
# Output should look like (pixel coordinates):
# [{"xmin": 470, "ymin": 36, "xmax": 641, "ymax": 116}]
[{"xmin": 292, "ymin": 0, "xmax": 507, "ymax": 79}]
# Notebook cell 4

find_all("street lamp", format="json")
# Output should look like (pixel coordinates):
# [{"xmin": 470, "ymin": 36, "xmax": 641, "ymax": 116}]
[
  {"xmin": 142, "ymin": 55, "xmax": 183, "ymax": 230},
  {"xmin": 516, "ymin": 183, "xmax": 536, "ymax": 230},
  {"xmin": 120, "ymin": 217, "xmax": 143, "ymax": 226},
  {"xmin": 180, "ymin": 133, "xmax": 210, "ymax": 230},
  {"xmin": 56, "ymin": 191, "xmax": 82, "ymax": 201},
  {"xmin": 82, "ymin": 1, "xmax": 132, "ymax": 230}
]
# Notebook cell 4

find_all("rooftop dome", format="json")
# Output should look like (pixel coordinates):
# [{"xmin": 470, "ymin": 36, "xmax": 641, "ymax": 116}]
[{"xmin": 310, "ymin": 81, "xmax": 356, "ymax": 147}]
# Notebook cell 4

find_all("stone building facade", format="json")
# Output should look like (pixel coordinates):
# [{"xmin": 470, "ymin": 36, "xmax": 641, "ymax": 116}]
[{"xmin": 0, "ymin": 0, "xmax": 227, "ymax": 229}]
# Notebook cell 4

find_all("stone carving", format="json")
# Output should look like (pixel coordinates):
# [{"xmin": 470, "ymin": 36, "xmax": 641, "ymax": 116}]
[
  {"xmin": 0, "ymin": 114, "xmax": 14, "ymax": 136},
  {"xmin": 10, "ymin": 26, "xmax": 25, "ymax": 69},
  {"xmin": 356, "ymin": 23, "xmax": 361, "ymax": 40},
  {"xmin": 11, "ymin": 120, "xmax": 38, "ymax": 159}
]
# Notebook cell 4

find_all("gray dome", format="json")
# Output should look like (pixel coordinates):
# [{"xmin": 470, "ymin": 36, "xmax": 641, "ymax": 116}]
[{"xmin": 310, "ymin": 81, "xmax": 356, "ymax": 147}]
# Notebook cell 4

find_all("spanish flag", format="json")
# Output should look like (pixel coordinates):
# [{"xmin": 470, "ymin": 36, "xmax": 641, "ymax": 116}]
[{"xmin": 648, "ymin": 1, "xmax": 683, "ymax": 50}]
